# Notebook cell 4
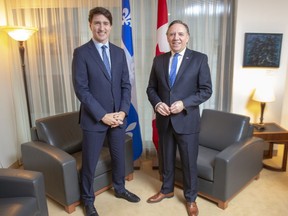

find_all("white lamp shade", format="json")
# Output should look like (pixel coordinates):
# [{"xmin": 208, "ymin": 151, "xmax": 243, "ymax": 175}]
[
  {"xmin": 0, "ymin": 26, "xmax": 38, "ymax": 41},
  {"xmin": 253, "ymin": 85, "xmax": 275, "ymax": 103}
]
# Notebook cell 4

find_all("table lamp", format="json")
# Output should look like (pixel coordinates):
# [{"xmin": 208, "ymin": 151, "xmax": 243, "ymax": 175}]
[
  {"xmin": 0, "ymin": 26, "xmax": 38, "ymax": 128},
  {"xmin": 252, "ymin": 85, "xmax": 275, "ymax": 130}
]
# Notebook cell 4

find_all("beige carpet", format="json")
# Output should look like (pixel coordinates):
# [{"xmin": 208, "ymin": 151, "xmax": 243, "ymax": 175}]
[{"xmin": 47, "ymin": 147, "xmax": 288, "ymax": 216}]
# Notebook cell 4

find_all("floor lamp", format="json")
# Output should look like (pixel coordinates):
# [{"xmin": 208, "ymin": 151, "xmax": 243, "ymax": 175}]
[{"xmin": 1, "ymin": 26, "xmax": 38, "ymax": 128}]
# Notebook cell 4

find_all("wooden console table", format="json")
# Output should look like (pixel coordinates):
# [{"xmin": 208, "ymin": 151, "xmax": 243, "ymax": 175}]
[{"xmin": 253, "ymin": 122, "xmax": 288, "ymax": 172}]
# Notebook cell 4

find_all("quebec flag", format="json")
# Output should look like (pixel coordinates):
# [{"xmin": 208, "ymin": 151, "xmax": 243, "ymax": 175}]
[{"xmin": 122, "ymin": 0, "xmax": 143, "ymax": 160}]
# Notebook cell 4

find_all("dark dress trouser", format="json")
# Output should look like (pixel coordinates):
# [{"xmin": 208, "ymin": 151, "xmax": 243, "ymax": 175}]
[
  {"xmin": 81, "ymin": 126, "xmax": 126, "ymax": 205},
  {"xmin": 159, "ymin": 121, "xmax": 199, "ymax": 202}
]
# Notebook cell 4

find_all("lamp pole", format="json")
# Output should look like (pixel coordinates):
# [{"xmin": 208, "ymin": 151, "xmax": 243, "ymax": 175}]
[
  {"xmin": 19, "ymin": 41, "xmax": 32, "ymax": 128},
  {"xmin": 259, "ymin": 102, "xmax": 266, "ymax": 126},
  {"xmin": 0, "ymin": 26, "xmax": 38, "ymax": 128}
]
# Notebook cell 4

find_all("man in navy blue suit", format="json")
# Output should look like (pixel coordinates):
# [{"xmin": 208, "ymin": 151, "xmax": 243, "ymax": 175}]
[
  {"xmin": 146, "ymin": 20, "xmax": 212, "ymax": 216},
  {"xmin": 72, "ymin": 7, "xmax": 140, "ymax": 216}
]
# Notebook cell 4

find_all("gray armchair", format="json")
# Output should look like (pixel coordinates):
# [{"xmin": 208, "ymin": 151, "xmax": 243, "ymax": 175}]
[
  {"xmin": 21, "ymin": 111, "xmax": 134, "ymax": 213},
  {"xmin": 0, "ymin": 168, "xmax": 48, "ymax": 216},
  {"xmin": 174, "ymin": 109, "xmax": 264, "ymax": 209}
]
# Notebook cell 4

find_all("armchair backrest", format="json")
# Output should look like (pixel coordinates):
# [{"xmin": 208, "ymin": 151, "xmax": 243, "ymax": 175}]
[
  {"xmin": 35, "ymin": 111, "xmax": 82, "ymax": 154},
  {"xmin": 199, "ymin": 109, "xmax": 251, "ymax": 151}
]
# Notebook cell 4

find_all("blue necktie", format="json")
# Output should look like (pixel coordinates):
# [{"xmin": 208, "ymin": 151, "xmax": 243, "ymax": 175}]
[
  {"xmin": 101, "ymin": 45, "xmax": 111, "ymax": 78},
  {"xmin": 169, "ymin": 53, "xmax": 179, "ymax": 87}
]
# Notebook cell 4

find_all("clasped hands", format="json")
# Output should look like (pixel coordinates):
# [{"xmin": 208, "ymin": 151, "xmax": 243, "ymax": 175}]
[
  {"xmin": 156, "ymin": 101, "xmax": 184, "ymax": 116},
  {"xmin": 102, "ymin": 111, "xmax": 125, "ymax": 128}
]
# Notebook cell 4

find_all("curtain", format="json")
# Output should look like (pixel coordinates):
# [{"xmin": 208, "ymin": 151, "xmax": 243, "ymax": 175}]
[{"xmin": 4, "ymin": 0, "xmax": 235, "ymax": 154}]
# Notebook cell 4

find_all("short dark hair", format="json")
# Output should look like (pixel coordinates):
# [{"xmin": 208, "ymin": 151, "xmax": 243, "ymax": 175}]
[
  {"xmin": 88, "ymin": 7, "xmax": 113, "ymax": 25},
  {"xmin": 167, "ymin": 20, "xmax": 190, "ymax": 35}
]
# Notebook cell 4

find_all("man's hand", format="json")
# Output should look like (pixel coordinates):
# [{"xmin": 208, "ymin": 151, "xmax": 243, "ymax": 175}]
[
  {"xmin": 102, "ymin": 111, "xmax": 126, "ymax": 128},
  {"xmin": 112, "ymin": 111, "xmax": 125, "ymax": 127},
  {"xmin": 170, "ymin": 100, "xmax": 184, "ymax": 114},
  {"xmin": 156, "ymin": 102, "xmax": 171, "ymax": 116},
  {"xmin": 102, "ymin": 113, "xmax": 119, "ymax": 127}
]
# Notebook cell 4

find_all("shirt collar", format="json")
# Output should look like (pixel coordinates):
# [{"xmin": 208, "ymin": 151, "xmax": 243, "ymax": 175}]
[
  {"xmin": 171, "ymin": 47, "xmax": 186, "ymax": 56},
  {"xmin": 92, "ymin": 38, "xmax": 110, "ymax": 50}
]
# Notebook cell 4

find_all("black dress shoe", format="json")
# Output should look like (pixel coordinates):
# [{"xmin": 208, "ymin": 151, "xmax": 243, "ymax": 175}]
[
  {"xmin": 84, "ymin": 204, "xmax": 99, "ymax": 216},
  {"xmin": 115, "ymin": 189, "xmax": 141, "ymax": 203}
]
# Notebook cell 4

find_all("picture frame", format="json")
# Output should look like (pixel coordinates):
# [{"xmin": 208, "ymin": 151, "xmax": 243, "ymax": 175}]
[{"xmin": 243, "ymin": 33, "xmax": 283, "ymax": 67}]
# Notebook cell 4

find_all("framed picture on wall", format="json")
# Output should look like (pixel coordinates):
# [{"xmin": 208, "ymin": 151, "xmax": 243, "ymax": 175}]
[{"xmin": 243, "ymin": 33, "xmax": 283, "ymax": 67}]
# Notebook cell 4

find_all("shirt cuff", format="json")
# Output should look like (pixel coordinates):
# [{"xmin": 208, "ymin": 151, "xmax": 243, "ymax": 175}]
[{"xmin": 155, "ymin": 102, "xmax": 162, "ymax": 111}]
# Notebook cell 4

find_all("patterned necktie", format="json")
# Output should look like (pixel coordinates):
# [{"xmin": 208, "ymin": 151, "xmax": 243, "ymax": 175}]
[
  {"xmin": 101, "ymin": 45, "xmax": 111, "ymax": 78},
  {"xmin": 169, "ymin": 53, "xmax": 179, "ymax": 87}
]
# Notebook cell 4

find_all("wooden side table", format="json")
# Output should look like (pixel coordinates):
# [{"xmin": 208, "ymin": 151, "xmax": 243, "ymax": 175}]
[{"xmin": 253, "ymin": 122, "xmax": 288, "ymax": 172}]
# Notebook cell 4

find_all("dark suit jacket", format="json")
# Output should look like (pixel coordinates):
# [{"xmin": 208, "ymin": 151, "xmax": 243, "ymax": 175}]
[
  {"xmin": 147, "ymin": 48, "xmax": 212, "ymax": 134},
  {"xmin": 72, "ymin": 39, "xmax": 131, "ymax": 132}
]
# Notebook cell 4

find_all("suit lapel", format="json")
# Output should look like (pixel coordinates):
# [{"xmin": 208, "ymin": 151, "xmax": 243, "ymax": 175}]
[
  {"xmin": 174, "ymin": 49, "xmax": 193, "ymax": 85},
  {"xmin": 163, "ymin": 52, "xmax": 171, "ymax": 87},
  {"xmin": 87, "ymin": 40, "xmax": 111, "ymax": 81},
  {"xmin": 109, "ymin": 43, "xmax": 117, "ymax": 81}
]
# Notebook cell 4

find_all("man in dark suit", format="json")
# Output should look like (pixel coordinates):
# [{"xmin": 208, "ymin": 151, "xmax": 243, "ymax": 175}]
[
  {"xmin": 146, "ymin": 20, "xmax": 212, "ymax": 216},
  {"xmin": 72, "ymin": 7, "xmax": 140, "ymax": 216}
]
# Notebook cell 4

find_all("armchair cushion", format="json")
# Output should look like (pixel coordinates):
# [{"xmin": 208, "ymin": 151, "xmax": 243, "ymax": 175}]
[
  {"xmin": 73, "ymin": 147, "xmax": 112, "ymax": 176},
  {"xmin": 196, "ymin": 146, "xmax": 219, "ymax": 181},
  {"xmin": 176, "ymin": 146, "xmax": 219, "ymax": 182}
]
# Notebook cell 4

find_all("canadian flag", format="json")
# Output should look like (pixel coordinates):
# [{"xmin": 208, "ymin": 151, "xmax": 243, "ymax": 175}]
[{"xmin": 152, "ymin": 0, "xmax": 170, "ymax": 151}]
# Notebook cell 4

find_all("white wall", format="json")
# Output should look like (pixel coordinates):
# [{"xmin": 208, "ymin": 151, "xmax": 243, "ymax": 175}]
[
  {"xmin": 233, "ymin": 0, "xmax": 288, "ymax": 127},
  {"xmin": 0, "ymin": 0, "xmax": 18, "ymax": 168}
]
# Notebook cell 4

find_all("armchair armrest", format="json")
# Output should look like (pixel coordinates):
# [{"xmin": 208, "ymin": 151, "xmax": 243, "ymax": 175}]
[
  {"xmin": 0, "ymin": 168, "xmax": 48, "ymax": 216},
  {"xmin": 213, "ymin": 137, "xmax": 264, "ymax": 201},
  {"xmin": 21, "ymin": 141, "xmax": 80, "ymax": 206}
]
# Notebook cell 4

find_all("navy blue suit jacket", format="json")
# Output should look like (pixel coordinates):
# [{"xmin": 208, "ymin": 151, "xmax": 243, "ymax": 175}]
[
  {"xmin": 147, "ymin": 48, "xmax": 212, "ymax": 134},
  {"xmin": 72, "ymin": 39, "xmax": 131, "ymax": 132}
]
